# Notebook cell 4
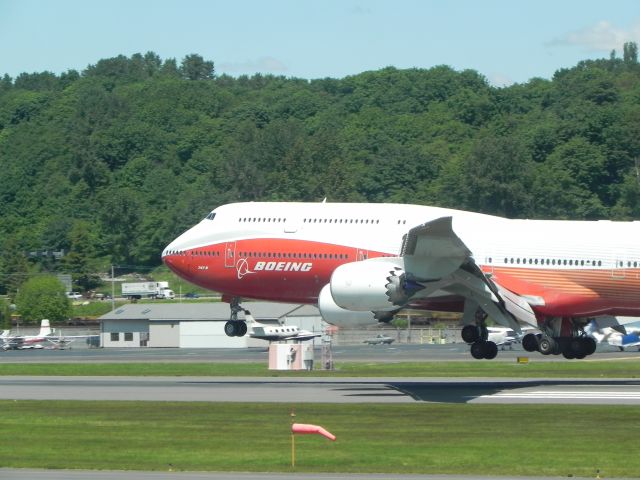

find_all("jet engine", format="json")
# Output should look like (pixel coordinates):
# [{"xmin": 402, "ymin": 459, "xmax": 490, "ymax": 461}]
[
  {"xmin": 330, "ymin": 258, "xmax": 421, "ymax": 311},
  {"xmin": 317, "ymin": 284, "xmax": 378, "ymax": 327}
]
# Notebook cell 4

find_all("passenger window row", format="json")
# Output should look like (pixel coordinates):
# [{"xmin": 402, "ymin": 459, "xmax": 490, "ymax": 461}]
[
  {"xmin": 238, "ymin": 251, "xmax": 349, "ymax": 260},
  {"xmin": 490, "ymin": 257, "xmax": 604, "ymax": 267}
]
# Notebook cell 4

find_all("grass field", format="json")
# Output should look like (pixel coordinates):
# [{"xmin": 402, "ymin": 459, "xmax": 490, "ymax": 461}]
[
  {"xmin": 3, "ymin": 359, "xmax": 640, "ymax": 377},
  {"xmin": 0, "ymin": 400, "xmax": 637, "ymax": 476}
]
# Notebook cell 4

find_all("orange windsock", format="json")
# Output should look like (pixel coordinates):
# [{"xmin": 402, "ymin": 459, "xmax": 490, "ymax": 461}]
[{"xmin": 291, "ymin": 423, "xmax": 336, "ymax": 441}]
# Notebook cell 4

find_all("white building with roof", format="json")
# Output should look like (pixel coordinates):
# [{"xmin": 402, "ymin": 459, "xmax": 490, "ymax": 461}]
[{"xmin": 99, "ymin": 302, "xmax": 324, "ymax": 348}]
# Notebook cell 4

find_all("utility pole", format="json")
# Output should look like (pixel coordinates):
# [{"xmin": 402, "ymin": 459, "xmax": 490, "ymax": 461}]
[{"xmin": 111, "ymin": 265, "xmax": 115, "ymax": 310}]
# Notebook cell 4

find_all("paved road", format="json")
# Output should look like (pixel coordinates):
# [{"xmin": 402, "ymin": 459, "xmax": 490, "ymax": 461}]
[{"xmin": 2, "ymin": 375, "xmax": 640, "ymax": 404}]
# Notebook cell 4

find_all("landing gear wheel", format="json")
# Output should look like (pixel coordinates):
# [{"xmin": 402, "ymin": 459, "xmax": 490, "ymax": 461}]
[
  {"xmin": 470, "ymin": 341, "xmax": 498, "ymax": 360},
  {"xmin": 562, "ymin": 349, "xmax": 575, "ymax": 359},
  {"xmin": 583, "ymin": 337, "xmax": 597, "ymax": 356},
  {"xmin": 483, "ymin": 341, "xmax": 498, "ymax": 360},
  {"xmin": 462, "ymin": 325, "xmax": 480, "ymax": 344},
  {"xmin": 470, "ymin": 341, "xmax": 486, "ymax": 359},
  {"xmin": 224, "ymin": 321, "xmax": 239, "ymax": 337},
  {"xmin": 462, "ymin": 325, "xmax": 488, "ymax": 344},
  {"xmin": 522, "ymin": 333, "xmax": 540, "ymax": 352},
  {"xmin": 569, "ymin": 338, "xmax": 585, "ymax": 357},
  {"xmin": 538, "ymin": 336, "xmax": 557, "ymax": 355},
  {"xmin": 238, "ymin": 321, "xmax": 248, "ymax": 337}
]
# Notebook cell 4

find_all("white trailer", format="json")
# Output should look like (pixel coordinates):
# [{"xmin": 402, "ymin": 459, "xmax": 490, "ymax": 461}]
[{"xmin": 121, "ymin": 282, "xmax": 175, "ymax": 300}]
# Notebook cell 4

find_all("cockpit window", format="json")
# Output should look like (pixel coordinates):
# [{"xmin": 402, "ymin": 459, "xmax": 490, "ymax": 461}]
[{"xmin": 205, "ymin": 212, "xmax": 216, "ymax": 221}]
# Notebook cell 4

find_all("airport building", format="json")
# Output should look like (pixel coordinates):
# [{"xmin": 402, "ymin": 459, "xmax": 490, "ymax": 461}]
[{"xmin": 99, "ymin": 302, "xmax": 324, "ymax": 348}]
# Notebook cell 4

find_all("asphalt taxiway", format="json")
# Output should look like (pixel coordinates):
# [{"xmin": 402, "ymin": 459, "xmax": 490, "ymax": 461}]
[{"xmin": 1, "ymin": 342, "xmax": 637, "ymax": 363}]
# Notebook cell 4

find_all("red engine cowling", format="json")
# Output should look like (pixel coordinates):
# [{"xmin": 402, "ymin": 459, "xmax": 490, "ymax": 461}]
[
  {"xmin": 330, "ymin": 258, "xmax": 405, "ymax": 312},
  {"xmin": 317, "ymin": 284, "xmax": 378, "ymax": 327}
]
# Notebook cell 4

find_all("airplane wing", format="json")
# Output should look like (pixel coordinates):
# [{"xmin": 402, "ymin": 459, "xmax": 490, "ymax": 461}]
[
  {"xmin": 1, "ymin": 338, "xmax": 22, "ymax": 350},
  {"xmin": 46, "ymin": 337, "xmax": 76, "ymax": 349},
  {"xmin": 284, "ymin": 332, "xmax": 322, "ymax": 341},
  {"xmin": 400, "ymin": 217, "xmax": 530, "ymax": 332}
]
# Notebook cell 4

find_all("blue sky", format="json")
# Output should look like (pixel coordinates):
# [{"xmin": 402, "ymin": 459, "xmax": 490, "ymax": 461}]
[{"xmin": 1, "ymin": 0, "xmax": 639, "ymax": 86}]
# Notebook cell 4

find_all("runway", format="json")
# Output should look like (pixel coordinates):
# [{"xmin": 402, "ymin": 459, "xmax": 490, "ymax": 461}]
[{"xmin": 2, "ymin": 375, "xmax": 640, "ymax": 404}]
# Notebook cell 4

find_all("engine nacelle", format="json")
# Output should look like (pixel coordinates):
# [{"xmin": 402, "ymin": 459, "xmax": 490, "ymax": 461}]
[
  {"xmin": 318, "ymin": 284, "xmax": 378, "ymax": 327},
  {"xmin": 330, "ymin": 258, "xmax": 408, "ymax": 312}
]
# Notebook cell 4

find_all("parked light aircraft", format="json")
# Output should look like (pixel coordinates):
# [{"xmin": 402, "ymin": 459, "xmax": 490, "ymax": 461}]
[
  {"xmin": 586, "ymin": 319, "xmax": 640, "ymax": 351},
  {"xmin": 242, "ymin": 310, "xmax": 321, "ymax": 342},
  {"xmin": 163, "ymin": 202, "xmax": 640, "ymax": 360},
  {"xmin": 1, "ymin": 319, "xmax": 55, "ymax": 350},
  {"xmin": 1, "ymin": 319, "xmax": 93, "ymax": 350}
]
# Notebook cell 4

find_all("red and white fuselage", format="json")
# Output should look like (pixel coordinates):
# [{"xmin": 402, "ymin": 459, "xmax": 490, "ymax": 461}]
[{"xmin": 163, "ymin": 202, "xmax": 640, "ymax": 325}]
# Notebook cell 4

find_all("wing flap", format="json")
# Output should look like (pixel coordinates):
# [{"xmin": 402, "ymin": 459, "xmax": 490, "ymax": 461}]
[{"xmin": 398, "ymin": 216, "xmax": 536, "ymax": 332}]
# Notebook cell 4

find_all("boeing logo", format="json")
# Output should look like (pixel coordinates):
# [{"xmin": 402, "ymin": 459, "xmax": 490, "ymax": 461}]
[
  {"xmin": 254, "ymin": 261, "xmax": 313, "ymax": 272},
  {"xmin": 236, "ymin": 259, "xmax": 313, "ymax": 279}
]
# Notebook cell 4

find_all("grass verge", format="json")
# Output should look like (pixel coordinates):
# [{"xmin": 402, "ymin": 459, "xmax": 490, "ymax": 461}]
[
  {"xmin": 0, "ymin": 400, "xmax": 636, "ymax": 476},
  {"xmin": 3, "ymin": 359, "xmax": 640, "ymax": 377}
]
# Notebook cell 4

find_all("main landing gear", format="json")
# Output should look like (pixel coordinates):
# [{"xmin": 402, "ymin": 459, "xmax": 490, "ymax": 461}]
[
  {"xmin": 224, "ymin": 298, "xmax": 248, "ymax": 337},
  {"xmin": 462, "ymin": 324, "xmax": 498, "ymax": 360},
  {"xmin": 521, "ymin": 319, "xmax": 597, "ymax": 359}
]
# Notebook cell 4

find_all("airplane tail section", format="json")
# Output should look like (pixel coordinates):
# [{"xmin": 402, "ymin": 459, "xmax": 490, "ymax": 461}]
[
  {"xmin": 38, "ymin": 319, "xmax": 52, "ymax": 337},
  {"xmin": 1, "ymin": 330, "xmax": 10, "ymax": 338}
]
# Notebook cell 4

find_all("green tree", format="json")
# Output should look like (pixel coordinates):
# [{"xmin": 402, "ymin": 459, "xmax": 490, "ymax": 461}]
[
  {"xmin": 0, "ymin": 237, "xmax": 30, "ymax": 296},
  {"xmin": 0, "ymin": 296, "xmax": 11, "ymax": 329},
  {"xmin": 63, "ymin": 221, "xmax": 101, "ymax": 291},
  {"xmin": 451, "ymin": 135, "xmax": 534, "ymax": 217},
  {"xmin": 14, "ymin": 275, "xmax": 71, "ymax": 324},
  {"xmin": 180, "ymin": 54, "xmax": 214, "ymax": 80},
  {"xmin": 623, "ymin": 41, "xmax": 638, "ymax": 64}
]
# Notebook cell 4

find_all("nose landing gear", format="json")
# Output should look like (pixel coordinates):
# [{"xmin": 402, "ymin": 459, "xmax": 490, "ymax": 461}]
[{"xmin": 224, "ymin": 297, "xmax": 248, "ymax": 337}]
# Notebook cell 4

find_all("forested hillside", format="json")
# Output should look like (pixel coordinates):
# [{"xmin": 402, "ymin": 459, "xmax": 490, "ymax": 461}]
[{"xmin": 0, "ymin": 47, "xmax": 639, "ymax": 292}]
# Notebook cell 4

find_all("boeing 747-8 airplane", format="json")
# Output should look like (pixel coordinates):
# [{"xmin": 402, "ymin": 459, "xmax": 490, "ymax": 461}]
[{"xmin": 163, "ymin": 202, "xmax": 640, "ymax": 359}]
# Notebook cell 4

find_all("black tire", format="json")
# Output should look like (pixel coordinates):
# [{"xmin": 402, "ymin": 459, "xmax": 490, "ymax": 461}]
[
  {"xmin": 483, "ymin": 341, "xmax": 498, "ymax": 360},
  {"xmin": 522, "ymin": 333, "xmax": 539, "ymax": 352},
  {"xmin": 470, "ymin": 341, "xmax": 486, "ymax": 359},
  {"xmin": 238, "ymin": 321, "xmax": 248, "ymax": 337},
  {"xmin": 569, "ymin": 338, "xmax": 585, "ymax": 357},
  {"xmin": 562, "ymin": 349, "xmax": 575, "ymax": 359},
  {"xmin": 538, "ymin": 336, "xmax": 556, "ymax": 355},
  {"xmin": 462, "ymin": 325, "xmax": 480, "ymax": 344},
  {"xmin": 582, "ymin": 337, "xmax": 597, "ymax": 356},
  {"xmin": 224, "ymin": 321, "xmax": 238, "ymax": 337}
]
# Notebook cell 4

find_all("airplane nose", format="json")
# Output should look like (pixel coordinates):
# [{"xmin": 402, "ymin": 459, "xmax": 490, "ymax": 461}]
[{"xmin": 162, "ymin": 247, "xmax": 190, "ymax": 278}]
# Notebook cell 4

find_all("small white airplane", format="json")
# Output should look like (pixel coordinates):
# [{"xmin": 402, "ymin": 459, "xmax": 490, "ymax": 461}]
[
  {"xmin": 1, "ymin": 320, "xmax": 95, "ymax": 350},
  {"xmin": 1, "ymin": 320, "xmax": 54, "ymax": 350},
  {"xmin": 242, "ymin": 310, "xmax": 321, "ymax": 342}
]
